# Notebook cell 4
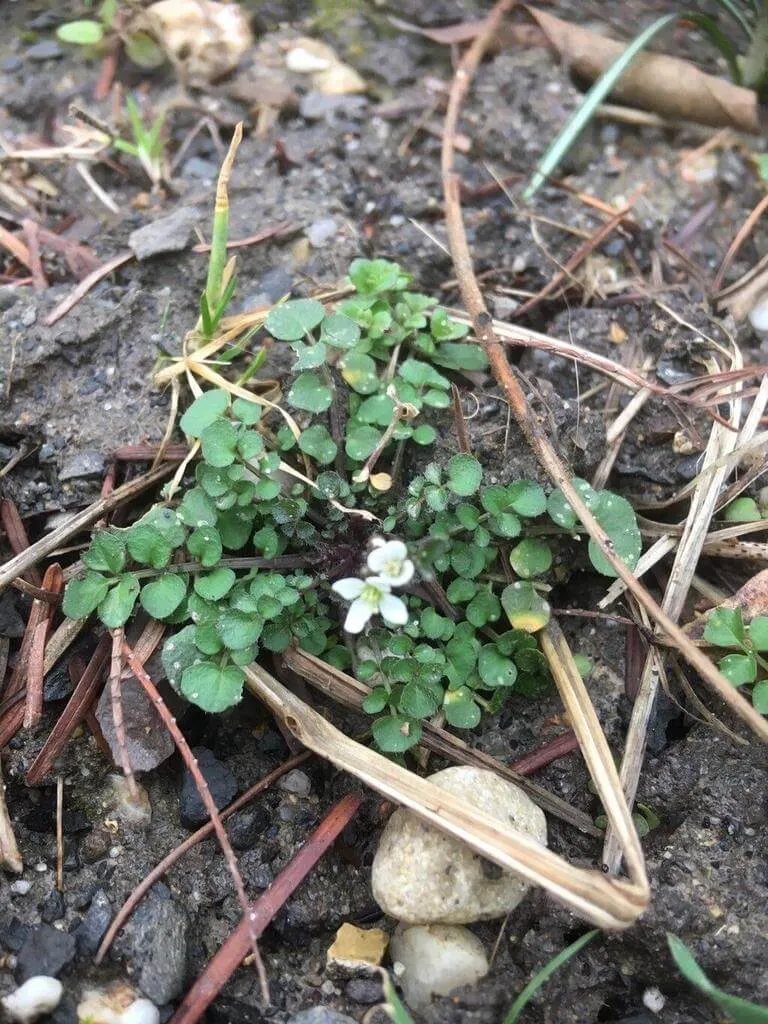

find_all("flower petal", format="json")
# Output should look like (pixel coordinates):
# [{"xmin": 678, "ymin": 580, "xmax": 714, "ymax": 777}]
[
  {"xmin": 345, "ymin": 597, "xmax": 373, "ymax": 633},
  {"xmin": 367, "ymin": 540, "xmax": 407, "ymax": 574},
  {"xmin": 387, "ymin": 560, "xmax": 414, "ymax": 587},
  {"xmin": 332, "ymin": 577, "xmax": 365, "ymax": 600},
  {"xmin": 380, "ymin": 593, "xmax": 408, "ymax": 626}
]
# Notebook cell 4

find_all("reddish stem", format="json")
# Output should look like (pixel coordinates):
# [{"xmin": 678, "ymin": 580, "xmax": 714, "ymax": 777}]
[{"xmin": 511, "ymin": 731, "xmax": 580, "ymax": 776}]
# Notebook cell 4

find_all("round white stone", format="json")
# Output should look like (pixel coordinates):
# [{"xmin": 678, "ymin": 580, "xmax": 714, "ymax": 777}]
[
  {"xmin": 389, "ymin": 924, "xmax": 489, "ymax": 1012},
  {"xmin": 371, "ymin": 766, "xmax": 547, "ymax": 923}
]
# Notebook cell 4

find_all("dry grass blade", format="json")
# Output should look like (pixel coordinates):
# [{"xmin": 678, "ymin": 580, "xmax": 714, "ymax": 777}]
[
  {"xmin": 0, "ymin": 757, "xmax": 23, "ymax": 873},
  {"xmin": 0, "ymin": 463, "xmax": 174, "ymax": 594},
  {"xmin": 244, "ymin": 661, "xmax": 647, "ymax": 928},
  {"xmin": 440, "ymin": 0, "xmax": 768, "ymax": 742},
  {"xmin": 602, "ymin": 365, "xmax": 767, "ymax": 873},
  {"xmin": 282, "ymin": 645, "xmax": 598, "ymax": 835}
]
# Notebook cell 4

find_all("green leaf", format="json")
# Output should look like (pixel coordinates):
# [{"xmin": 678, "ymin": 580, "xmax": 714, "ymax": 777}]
[
  {"xmin": 752, "ymin": 679, "xmax": 768, "ymax": 714},
  {"xmin": 478, "ymin": 645, "xmax": 518, "ymax": 688},
  {"xmin": 358, "ymin": 394, "xmax": 395, "ymax": 426},
  {"xmin": 266, "ymin": 299, "xmax": 325, "ymax": 341},
  {"xmin": 667, "ymin": 933, "xmax": 768, "ymax": 1024},
  {"xmin": 126, "ymin": 525, "xmax": 173, "ymax": 569},
  {"xmin": 345, "ymin": 424, "xmax": 381, "ymax": 461},
  {"xmin": 488, "ymin": 512, "xmax": 522, "ymax": 539},
  {"xmin": 372, "ymin": 714, "xmax": 421, "ymax": 752},
  {"xmin": 187, "ymin": 526, "xmax": 222, "ymax": 567},
  {"xmin": 83, "ymin": 531, "xmax": 126, "ymax": 575},
  {"xmin": 399, "ymin": 680, "xmax": 440, "ymax": 719},
  {"xmin": 510, "ymin": 538, "xmax": 553, "ymax": 579},
  {"xmin": 194, "ymin": 567, "xmax": 236, "ymax": 601},
  {"xmin": 56, "ymin": 19, "xmax": 104, "ymax": 44},
  {"xmin": 723, "ymin": 496, "xmax": 762, "ymax": 522},
  {"xmin": 382, "ymin": 971, "xmax": 416, "ymax": 1024},
  {"xmin": 362, "ymin": 687, "xmax": 389, "ymax": 714},
  {"xmin": 341, "ymin": 351, "xmax": 380, "ymax": 394},
  {"xmin": 748, "ymin": 615, "xmax": 768, "ymax": 651},
  {"xmin": 217, "ymin": 610, "xmax": 263, "ymax": 650},
  {"xmin": 466, "ymin": 589, "xmax": 501, "ymax": 627},
  {"xmin": 412, "ymin": 424, "xmax": 437, "ymax": 446},
  {"xmin": 299, "ymin": 424, "xmax": 337, "ymax": 465},
  {"xmin": 140, "ymin": 574, "xmax": 187, "ymax": 619},
  {"xmin": 237, "ymin": 429, "xmax": 264, "ymax": 460},
  {"xmin": 320, "ymin": 313, "xmax": 360, "ymax": 349},
  {"xmin": 287, "ymin": 372, "xmax": 333, "ymax": 412},
  {"xmin": 292, "ymin": 341, "xmax": 327, "ymax": 370},
  {"xmin": 349, "ymin": 258, "xmax": 401, "ymax": 295},
  {"xmin": 420, "ymin": 607, "xmax": 450, "ymax": 640},
  {"xmin": 432, "ymin": 342, "xmax": 488, "ymax": 372},
  {"xmin": 99, "ymin": 574, "xmax": 139, "ymax": 628},
  {"xmin": 450, "ymin": 542, "xmax": 485, "ymax": 579},
  {"xmin": 524, "ymin": 14, "xmax": 679, "ymax": 200},
  {"xmin": 62, "ymin": 573, "xmax": 111, "ymax": 619},
  {"xmin": 232, "ymin": 397, "xmax": 262, "ymax": 425},
  {"xmin": 501, "ymin": 581, "xmax": 551, "ymax": 633},
  {"xmin": 588, "ymin": 491, "xmax": 641, "ymax": 577},
  {"xmin": 446, "ymin": 454, "xmax": 482, "ymax": 496},
  {"xmin": 124, "ymin": 30, "xmax": 165, "ymax": 68},
  {"xmin": 398, "ymin": 359, "xmax": 450, "ymax": 390},
  {"xmin": 200, "ymin": 417, "xmax": 238, "ymax": 468},
  {"xmin": 179, "ymin": 488, "xmax": 217, "ymax": 528},
  {"xmin": 161, "ymin": 626, "xmax": 198, "ymax": 691},
  {"xmin": 180, "ymin": 390, "xmax": 230, "ymax": 437},
  {"xmin": 703, "ymin": 607, "xmax": 747, "ymax": 649},
  {"xmin": 547, "ymin": 478, "xmax": 598, "ymax": 529},
  {"xmin": 180, "ymin": 662, "xmax": 244, "ymax": 713},
  {"xmin": 430, "ymin": 307, "xmax": 470, "ymax": 341},
  {"xmin": 443, "ymin": 688, "xmax": 481, "ymax": 728},
  {"xmin": 503, "ymin": 931, "xmax": 599, "ymax": 1024},
  {"xmin": 507, "ymin": 481, "xmax": 547, "ymax": 518},
  {"xmin": 718, "ymin": 653, "xmax": 757, "ymax": 686},
  {"xmin": 446, "ymin": 578, "xmax": 478, "ymax": 604},
  {"xmin": 135, "ymin": 506, "xmax": 187, "ymax": 548}
]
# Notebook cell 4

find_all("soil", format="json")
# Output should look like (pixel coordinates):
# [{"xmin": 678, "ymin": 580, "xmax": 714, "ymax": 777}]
[{"xmin": 1, "ymin": 2, "xmax": 767, "ymax": 1023}]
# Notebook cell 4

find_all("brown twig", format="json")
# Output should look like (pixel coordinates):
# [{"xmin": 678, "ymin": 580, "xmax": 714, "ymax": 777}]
[
  {"xmin": 95, "ymin": 750, "xmax": 311, "ymax": 963},
  {"xmin": 440, "ymin": 0, "xmax": 768, "ymax": 741},
  {"xmin": 169, "ymin": 794, "xmax": 362, "ymax": 1024},
  {"xmin": 121, "ymin": 641, "xmax": 270, "ymax": 1005},
  {"xmin": 0, "ymin": 463, "xmax": 174, "ymax": 594},
  {"xmin": 510, "ymin": 731, "xmax": 579, "ymax": 775},
  {"xmin": 191, "ymin": 221, "xmax": 300, "ymax": 253},
  {"xmin": 24, "ymin": 564, "xmax": 64, "ymax": 729},
  {"xmin": 114, "ymin": 443, "xmax": 188, "ymax": 462},
  {"xmin": 21, "ymin": 220, "xmax": 48, "ymax": 291},
  {"xmin": 713, "ymin": 192, "xmax": 768, "ymax": 294},
  {"xmin": 109, "ymin": 628, "xmax": 138, "ymax": 800},
  {"xmin": 1, "ymin": 498, "xmax": 43, "ymax": 587},
  {"xmin": 0, "ymin": 756, "xmax": 22, "ymax": 873},
  {"xmin": 0, "ymin": 224, "xmax": 31, "ymax": 270},
  {"xmin": 450, "ymin": 383, "xmax": 471, "ymax": 453},
  {"xmin": 44, "ymin": 251, "xmax": 133, "ymax": 326}
]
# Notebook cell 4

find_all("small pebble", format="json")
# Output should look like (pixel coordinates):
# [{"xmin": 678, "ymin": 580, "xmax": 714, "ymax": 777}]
[
  {"xmin": 10, "ymin": 880, "xmax": 32, "ymax": 896},
  {"xmin": 306, "ymin": 218, "xmax": 338, "ymax": 248},
  {"xmin": 1, "ymin": 976, "xmax": 63, "ymax": 1022},
  {"xmin": 390, "ymin": 924, "xmax": 489, "ymax": 1012},
  {"xmin": 277, "ymin": 769, "xmax": 312, "ymax": 797},
  {"xmin": 643, "ymin": 987, "xmax": 665, "ymax": 1013},
  {"xmin": 26, "ymin": 40, "xmax": 63, "ymax": 61},
  {"xmin": 320, "ymin": 979, "xmax": 336, "ymax": 996},
  {"xmin": 345, "ymin": 978, "xmax": 382, "ymax": 1004}
]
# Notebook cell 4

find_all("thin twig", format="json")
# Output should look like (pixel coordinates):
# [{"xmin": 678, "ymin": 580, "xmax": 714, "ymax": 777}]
[
  {"xmin": 110, "ymin": 628, "xmax": 138, "ymax": 800},
  {"xmin": 122, "ymin": 641, "xmax": 270, "ymax": 1005},
  {"xmin": 45, "ymin": 251, "xmax": 133, "ymax": 326},
  {"xmin": 712, "ymin": 192, "xmax": 768, "ymax": 293},
  {"xmin": 451, "ymin": 383, "xmax": 472, "ymax": 453},
  {"xmin": 439, "ymin": 1, "xmax": 768, "ymax": 741},
  {"xmin": 24, "ymin": 564, "xmax": 63, "ymax": 729},
  {"xmin": 95, "ymin": 750, "xmax": 311, "ymax": 963},
  {"xmin": 56, "ymin": 776, "xmax": 64, "ymax": 891}
]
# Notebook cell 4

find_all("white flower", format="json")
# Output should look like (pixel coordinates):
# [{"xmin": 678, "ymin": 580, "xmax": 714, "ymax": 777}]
[
  {"xmin": 366, "ymin": 540, "xmax": 414, "ymax": 587},
  {"xmin": 332, "ymin": 576, "xmax": 408, "ymax": 633}
]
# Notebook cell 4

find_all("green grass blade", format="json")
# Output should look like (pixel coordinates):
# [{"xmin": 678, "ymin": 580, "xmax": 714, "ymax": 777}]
[
  {"xmin": 668, "ymin": 935, "xmax": 768, "ymax": 1023},
  {"xmin": 503, "ymin": 930, "xmax": 599, "ymax": 1023},
  {"xmin": 380, "ymin": 970, "xmax": 416, "ymax": 1024},
  {"xmin": 524, "ymin": 14, "xmax": 678, "ymax": 201},
  {"xmin": 686, "ymin": 13, "xmax": 743, "ymax": 83},
  {"xmin": 205, "ymin": 123, "xmax": 243, "ymax": 312},
  {"xmin": 124, "ymin": 94, "xmax": 146, "ymax": 148}
]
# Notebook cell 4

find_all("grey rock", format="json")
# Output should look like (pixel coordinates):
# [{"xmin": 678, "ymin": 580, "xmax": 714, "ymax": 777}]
[
  {"xmin": 229, "ymin": 806, "xmax": 270, "ymax": 850},
  {"xmin": 288, "ymin": 1010, "xmax": 358, "ymax": 1024},
  {"xmin": 277, "ymin": 769, "xmax": 311, "ymax": 797},
  {"xmin": 182, "ymin": 157, "xmax": 218, "ymax": 181},
  {"xmin": 299, "ymin": 91, "xmax": 366, "ymax": 121},
  {"xmin": 0, "ymin": 285, "xmax": 21, "ymax": 309},
  {"xmin": 129, "ymin": 206, "xmax": 199, "ymax": 261},
  {"xmin": 0, "ymin": 56, "xmax": 22, "ymax": 72},
  {"xmin": 240, "ymin": 267, "xmax": 293, "ymax": 309},
  {"xmin": 75, "ymin": 888, "xmax": 112, "ymax": 955},
  {"xmin": 26, "ymin": 40, "xmax": 63, "ymax": 61},
  {"xmin": 96, "ymin": 677, "xmax": 174, "ymax": 772},
  {"xmin": 132, "ymin": 898, "xmax": 188, "ymax": 1004},
  {"xmin": 345, "ymin": 978, "xmax": 382, "ymax": 1004},
  {"xmin": 307, "ymin": 218, "xmax": 338, "ymax": 248},
  {"xmin": 10, "ymin": 880, "xmax": 32, "ymax": 895},
  {"xmin": 14, "ymin": 925, "xmax": 76, "ymax": 981},
  {"xmin": 59, "ymin": 449, "xmax": 106, "ymax": 481},
  {"xmin": 179, "ymin": 747, "xmax": 237, "ymax": 829},
  {"xmin": 40, "ymin": 890, "xmax": 65, "ymax": 923},
  {"xmin": 0, "ymin": 593, "xmax": 25, "ymax": 638}
]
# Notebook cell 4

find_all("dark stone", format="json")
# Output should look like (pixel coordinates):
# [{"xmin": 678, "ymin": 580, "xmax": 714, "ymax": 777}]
[
  {"xmin": 96, "ymin": 677, "xmax": 174, "ymax": 772},
  {"xmin": 75, "ymin": 888, "xmax": 112, "ymax": 955},
  {"xmin": 26, "ymin": 40, "xmax": 63, "ymax": 61},
  {"xmin": 181, "ymin": 157, "xmax": 218, "ymax": 180},
  {"xmin": 59, "ymin": 449, "xmax": 106, "ymax": 481},
  {"xmin": 345, "ymin": 978, "xmax": 382, "ymax": 1004},
  {"xmin": 288, "ymin": 1010, "xmax": 358, "ymax": 1024},
  {"xmin": 179, "ymin": 747, "xmax": 237, "ymax": 829},
  {"xmin": 132, "ymin": 897, "xmax": 188, "ymax": 1004},
  {"xmin": 277, "ymin": 769, "xmax": 311, "ymax": 797},
  {"xmin": 50, "ymin": 993, "xmax": 78, "ymax": 1024},
  {"xmin": 44, "ymin": 660, "xmax": 75, "ymax": 701},
  {"xmin": 14, "ymin": 925, "xmax": 76, "ymax": 981},
  {"xmin": 229, "ymin": 806, "xmax": 270, "ymax": 850},
  {"xmin": 40, "ymin": 890, "xmax": 65, "ymax": 924},
  {"xmin": 80, "ymin": 828, "xmax": 111, "ymax": 864},
  {"xmin": 1, "ymin": 916, "xmax": 29, "ymax": 953},
  {"xmin": 0, "ymin": 593, "xmax": 25, "ymax": 638},
  {"xmin": 71, "ymin": 885, "xmax": 98, "ymax": 912}
]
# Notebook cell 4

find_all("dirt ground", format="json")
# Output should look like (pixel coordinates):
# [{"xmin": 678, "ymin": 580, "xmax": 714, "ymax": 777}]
[{"xmin": 1, "ymin": 1, "xmax": 767, "ymax": 1023}]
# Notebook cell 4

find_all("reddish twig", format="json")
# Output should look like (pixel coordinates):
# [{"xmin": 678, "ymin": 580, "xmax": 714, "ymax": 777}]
[
  {"xmin": 510, "ymin": 731, "xmax": 580, "ymax": 775},
  {"xmin": 450, "ymin": 383, "xmax": 471, "ymax": 453},
  {"xmin": 121, "ymin": 641, "xmax": 270, "ymax": 1004},
  {"xmin": 95, "ymin": 750, "xmax": 311, "ymax": 963},
  {"xmin": 712, "ymin": 192, "xmax": 768, "ymax": 293},
  {"xmin": 1, "ymin": 499, "xmax": 43, "ymax": 587},
  {"xmin": 0, "ymin": 224, "xmax": 31, "ymax": 270},
  {"xmin": 114, "ymin": 443, "xmax": 188, "ymax": 462},
  {"xmin": 440, "ymin": 0, "xmax": 768, "ymax": 740},
  {"xmin": 109, "ymin": 628, "xmax": 138, "ymax": 799},
  {"xmin": 24, "ymin": 564, "xmax": 64, "ymax": 729},
  {"xmin": 191, "ymin": 221, "xmax": 300, "ymax": 253},
  {"xmin": 169, "ymin": 794, "xmax": 362, "ymax": 1024},
  {"xmin": 25, "ymin": 636, "xmax": 111, "ymax": 785},
  {"xmin": 45, "ymin": 251, "xmax": 133, "ymax": 326},
  {"xmin": 21, "ymin": 220, "xmax": 48, "ymax": 291}
]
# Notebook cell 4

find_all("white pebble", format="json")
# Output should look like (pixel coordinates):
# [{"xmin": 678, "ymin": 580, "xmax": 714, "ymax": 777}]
[
  {"xmin": 749, "ymin": 293, "xmax": 768, "ymax": 333},
  {"xmin": 10, "ymin": 880, "xmax": 32, "ymax": 895},
  {"xmin": 643, "ymin": 986, "xmax": 665, "ymax": 1013},
  {"xmin": 389, "ymin": 925, "xmax": 489, "ymax": 1012},
  {"xmin": 1, "ymin": 976, "xmax": 63, "ymax": 1023}
]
